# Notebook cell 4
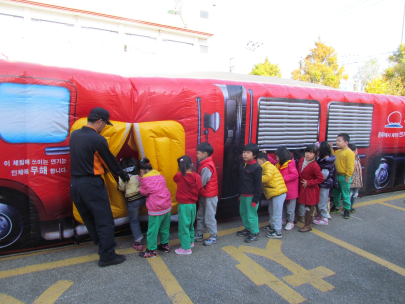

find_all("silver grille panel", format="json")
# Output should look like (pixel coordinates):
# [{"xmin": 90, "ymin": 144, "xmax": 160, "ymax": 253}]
[
  {"xmin": 327, "ymin": 102, "xmax": 374, "ymax": 147},
  {"xmin": 258, "ymin": 99, "xmax": 320, "ymax": 150}
]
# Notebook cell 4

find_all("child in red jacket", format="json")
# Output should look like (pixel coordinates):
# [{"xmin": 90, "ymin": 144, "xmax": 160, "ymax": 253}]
[
  {"xmin": 195, "ymin": 142, "xmax": 219, "ymax": 246},
  {"xmin": 173, "ymin": 155, "xmax": 202, "ymax": 255},
  {"xmin": 298, "ymin": 145, "xmax": 324, "ymax": 232}
]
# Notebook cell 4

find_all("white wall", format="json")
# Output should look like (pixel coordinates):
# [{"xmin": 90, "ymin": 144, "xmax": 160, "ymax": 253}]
[{"xmin": 0, "ymin": 1, "xmax": 216, "ymax": 75}]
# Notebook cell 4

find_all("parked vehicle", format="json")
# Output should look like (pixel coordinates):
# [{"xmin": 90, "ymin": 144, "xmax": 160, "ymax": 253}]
[{"xmin": 1, "ymin": 60, "xmax": 404, "ymax": 254}]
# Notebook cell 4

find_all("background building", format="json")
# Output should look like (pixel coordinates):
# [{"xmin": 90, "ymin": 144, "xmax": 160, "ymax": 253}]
[{"xmin": 0, "ymin": 0, "xmax": 216, "ymax": 74}]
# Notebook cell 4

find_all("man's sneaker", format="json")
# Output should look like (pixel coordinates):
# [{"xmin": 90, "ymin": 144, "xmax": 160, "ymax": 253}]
[
  {"xmin": 236, "ymin": 229, "xmax": 251, "ymax": 237},
  {"xmin": 343, "ymin": 210, "xmax": 350, "ymax": 219},
  {"xmin": 132, "ymin": 241, "xmax": 143, "ymax": 251},
  {"xmin": 98, "ymin": 254, "xmax": 126, "ymax": 267},
  {"xmin": 261, "ymin": 225, "xmax": 274, "ymax": 232},
  {"xmin": 245, "ymin": 233, "xmax": 259, "ymax": 243},
  {"xmin": 266, "ymin": 231, "xmax": 282, "ymax": 239},
  {"xmin": 330, "ymin": 206, "xmax": 340, "ymax": 213},
  {"xmin": 194, "ymin": 233, "xmax": 204, "ymax": 242},
  {"xmin": 139, "ymin": 249, "xmax": 157, "ymax": 258},
  {"xmin": 203, "ymin": 235, "xmax": 217, "ymax": 246},
  {"xmin": 157, "ymin": 243, "xmax": 170, "ymax": 253},
  {"xmin": 350, "ymin": 208, "xmax": 356, "ymax": 213},
  {"xmin": 326, "ymin": 213, "xmax": 332, "ymax": 219},
  {"xmin": 313, "ymin": 218, "xmax": 329, "ymax": 225},
  {"xmin": 175, "ymin": 247, "xmax": 192, "ymax": 255},
  {"xmin": 284, "ymin": 222, "xmax": 294, "ymax": 231}
]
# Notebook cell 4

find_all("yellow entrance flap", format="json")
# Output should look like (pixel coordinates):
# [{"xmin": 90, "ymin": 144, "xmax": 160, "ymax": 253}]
[{"xmin": 134, "ymin": 121, "xmax": 185, "ymax": 214}]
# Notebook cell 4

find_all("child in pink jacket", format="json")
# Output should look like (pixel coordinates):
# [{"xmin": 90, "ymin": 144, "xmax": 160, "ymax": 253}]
[
  {"xmin": 137, "ymin": 157, "xmax": 172, "ymax": 258},
  {"xmin": 263, "ymin": 148, "xmax": 299, "ymax": 231}
]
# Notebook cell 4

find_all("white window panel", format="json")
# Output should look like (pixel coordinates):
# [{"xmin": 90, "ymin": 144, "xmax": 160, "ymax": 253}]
[
  {"xmin": 258, "ymin": 98, "xmax": 320, "ymax": 150},
  {"xmin": 326, "ymin": 102, "xmax": 374, "ymax": 147}
]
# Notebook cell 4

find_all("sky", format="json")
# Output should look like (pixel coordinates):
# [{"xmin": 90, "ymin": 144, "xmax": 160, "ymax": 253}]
[{"xmin": 207, "ymin": 0, "xmax": 404, "ymax": 80}]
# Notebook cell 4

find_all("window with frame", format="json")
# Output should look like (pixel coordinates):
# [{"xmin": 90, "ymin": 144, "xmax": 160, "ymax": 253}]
[
  {"xmin": 326, "ymin": 102, "xmax": 374, "ymax": 147},
  {"xmin": 257, "ymin": 98, "xmax": 320, "ymax": 150}
]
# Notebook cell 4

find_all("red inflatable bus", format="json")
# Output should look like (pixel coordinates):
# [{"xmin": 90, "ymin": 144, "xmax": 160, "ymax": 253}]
[{"xmin": 1, "ymin": 60, "xmax": 404, "ymax": 255}]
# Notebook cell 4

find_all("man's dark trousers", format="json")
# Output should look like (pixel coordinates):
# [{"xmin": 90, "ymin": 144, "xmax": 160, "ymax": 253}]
[{"xmin": 70, "ymin": 175, "xmax": 116, "ymax": 262}]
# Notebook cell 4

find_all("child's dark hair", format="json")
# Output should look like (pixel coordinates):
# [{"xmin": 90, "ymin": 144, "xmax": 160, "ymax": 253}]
[
  {"xmin": 119, "ymin": 157, "xmax": 139, "ymax": 175},
  {"xmin": 139, "ymin": 157, "xmax": 152, "ymax": 171},
  {"xmin": 196, "ymin": 142, "xmax": 214, "ymax": 156},
  {"xmin": 337, "ymin": 133, "xmax": 350, "ymax": 143},
  {"xmin": 275, "ymin": 147, "xmax": 292, "ymax": 166},
  {"xmin": 293, "ymin": 149, "xmax": 304, "ymax": 170},
  {"xmin": 177, "ymin": 155, "xmax": 194, "ymax": 176},
  {"xmin": 243, "ymin": 143, "xmax": 259, "ymax": 157},
  {"xmin": 305, "ymin": 144, "xmax": 319, "ymax": 155},
  {"xmin": 348, "ymin": 143, "xmax": 357, "ymax": 151},
  {"xmin": 257, "ymin": 153, "xmax": 269, "ymax": 161},
  {"xmin": 319, "ymin": 141, "xmax": 332, "ymax": 159}
]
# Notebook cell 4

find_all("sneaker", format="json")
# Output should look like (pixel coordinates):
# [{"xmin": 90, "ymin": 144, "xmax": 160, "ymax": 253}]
[
  {"xmin": 98, "ymin": 254, "xmax": 126, "ymax": 267},
  {"xmin": 330, "ymin": 206, "xmax": 340, "ymax": 213},
  {"xmin": 297, "ymin": 216, "xmax": 305, "ymax": 223},
  {"xmin": 313, "ymin": 218, "xmax": 329, "ymax": 225},
  {"xmin": 313, "ymin": 214, "xmax": 322, "ymax": 221},
  {"xmin": 190, "ymin": 242, "xmax": 194, "ymax": 248},
  {"xmin": 284, "ymin": 222, "xmax": 294, "ymax": 231},
  {"xmin": 245, "ymin": 233, "xmax": 259, "ymax": 243},
  {"xmin": 350, "ymin": 208, "xmax": 356, "ymax": 213},
  {"xmin": 132, "ymin": 241, "xmax": 143, "ymax": 251},
  {"xmin": 194, "ymin": 233, "xmax": 204, "ymax": 242},
  {"xmin": 261, "ymin": 225, "xmax": 274, "ymax": 231},
  {"xmin": 343, "ymin": 210, "xmax": 350, "ymax": 219},
  {"xmin": 139, "ymin": 249, "xmax": 157, "ymax": 258},
  {"xmin": 237, "ymin": 229, "xmax": 251, "ymax": 236},
  {"xmin": 326, "ymin": 213, "xmax": 331, "ymax": 219},
  {"xmin": 157, "ymin": 243, "xmax": 170, "ymax": 253},
  {"xmin": 266, "ymin": 231, "xmax": 282, "ymax": 239},
  {"xmin": 175, "ymin": 247, "xmax": 192, "ymax": 255},
  {"xmin": 203, "ymin": 235, "xmax": 217, "ymax": 246}
]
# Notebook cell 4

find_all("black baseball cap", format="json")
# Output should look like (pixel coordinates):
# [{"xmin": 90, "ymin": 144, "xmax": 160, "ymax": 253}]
[{"xmin": 88, "ymin": 107, "xmax": 113, "ymax": 126}]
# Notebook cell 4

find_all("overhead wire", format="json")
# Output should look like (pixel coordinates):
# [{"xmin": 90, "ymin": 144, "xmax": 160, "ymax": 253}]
[{"xmin": 308, "ymin": 0, "xmax": 372, "ymax": 25}]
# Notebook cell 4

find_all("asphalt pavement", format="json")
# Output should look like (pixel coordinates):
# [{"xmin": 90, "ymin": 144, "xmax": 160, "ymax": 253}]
[{"xmin": 1, "ymin": 191, "xmax": 405, "ymax": 304}]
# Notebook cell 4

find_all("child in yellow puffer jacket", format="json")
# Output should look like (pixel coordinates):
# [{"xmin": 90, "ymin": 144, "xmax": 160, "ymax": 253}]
[{"xmin": 257, "ymin": 153, "xmax": 287, "ymax": 239}]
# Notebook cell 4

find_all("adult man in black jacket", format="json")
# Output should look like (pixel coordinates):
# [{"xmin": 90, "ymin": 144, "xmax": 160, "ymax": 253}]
[{"xmin": 70, "ymin": 107, "xmax": 129, "ymax": 267}]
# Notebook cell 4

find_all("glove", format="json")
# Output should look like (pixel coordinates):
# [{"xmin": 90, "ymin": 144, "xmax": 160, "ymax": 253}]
[
  {"xmin": 121, "ymin": 172, "xmax": 130, "ymax": 183},
  {"xmin": 251, "ymin": 202, "xmax": 257, "ymax": 208}
]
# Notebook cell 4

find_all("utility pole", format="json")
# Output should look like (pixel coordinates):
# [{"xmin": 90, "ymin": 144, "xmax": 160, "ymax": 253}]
[
  {"xmin": 246, "ymin": 41, "xmax": 264, "ymax": 70},
  {"xmin": 229, "ymin": 57, "xmax": 235, "ymax": 73},
  {"xmin": 402, "ymin": 0, "xmax": 405, "ymax": 44}
]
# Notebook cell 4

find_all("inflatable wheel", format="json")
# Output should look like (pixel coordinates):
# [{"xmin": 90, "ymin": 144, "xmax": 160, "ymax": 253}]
[{"xmin": 0, "ymin": 188, "xmax": 40, "ymax": 249}]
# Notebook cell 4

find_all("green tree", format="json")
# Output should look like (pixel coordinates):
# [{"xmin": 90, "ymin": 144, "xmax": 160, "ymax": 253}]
[
  {"xmin": 250, "ymin": 57, "xmax": 282, "ymax": 77},
  {"xmin": 291, "ymin": 38, "xmax": 348, "ymax": 88},
  {"xmin": 354, "ymin": 58, "xmax": 381, "ymax": 92},
  {"xmin": 365, "ymin": 44, "xmax": 405, "ymax": 96}
]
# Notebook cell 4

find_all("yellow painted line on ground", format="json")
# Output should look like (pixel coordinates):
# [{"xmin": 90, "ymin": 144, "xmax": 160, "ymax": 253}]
[
  {"xmin": 33, "ymin": 280, "xmax": 74, "ymax": 304},
  {"xmin": 0, "ymin": 223, "xmax": 258, "ymax": 280},
  {"xmin": 148, "ymin": 256, "xmax": 193, "ymax": 304},
  {"xmin": 353, "ymin": 193, "xmax": 405, "ymax": 209},
  {"xmin": 0, "ymin": 254, "xmax": 99, "ymax": 280},
  {"xmin": 297, "ymin": 223, "xmax": 405, "ymax": 277},
  {"xmin": 378, "ymin": 202, "xmax": 405, "ymax": 212},
  {"xmin": 0, "ymin": 293, "xmax": 24, "ymax": 303},
  {"xmin": 223, "ymin": 245, "xmax": 306, "ymax": 304}
]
